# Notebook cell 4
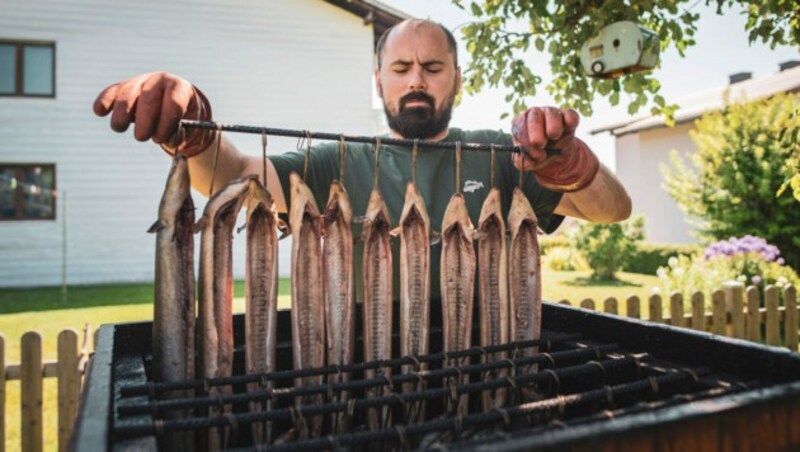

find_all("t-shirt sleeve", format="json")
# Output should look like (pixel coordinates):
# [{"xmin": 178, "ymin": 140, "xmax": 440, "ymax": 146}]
[{"xmin": 269, "ymin": 143, "xmax": 340, "ymax": 211}]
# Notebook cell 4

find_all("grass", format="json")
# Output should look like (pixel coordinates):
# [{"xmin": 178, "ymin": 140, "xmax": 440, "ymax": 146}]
[{"xmin": 0, "ymin": 269, "xmax": 659, "ymax": 451}]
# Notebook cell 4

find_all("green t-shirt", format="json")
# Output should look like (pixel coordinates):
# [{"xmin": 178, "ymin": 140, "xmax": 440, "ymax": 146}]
[{"xmin": 270, "ymin": 127, "xmax": 564, "ymax": 301}]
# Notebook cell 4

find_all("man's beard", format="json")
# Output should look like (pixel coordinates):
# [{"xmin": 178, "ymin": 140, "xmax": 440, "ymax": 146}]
[{"xmin": 384, "ymin": 91, "xmax": 455, "ymax": 139}]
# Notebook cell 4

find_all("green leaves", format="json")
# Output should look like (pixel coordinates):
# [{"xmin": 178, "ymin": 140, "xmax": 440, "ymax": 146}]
[{"xmin": 455, "ymin": 0, "xmax": 797, "ymax": 122}]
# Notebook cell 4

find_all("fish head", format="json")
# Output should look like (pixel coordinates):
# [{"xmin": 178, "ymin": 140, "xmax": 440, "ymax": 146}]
[
  {"xmin": 324, "ymin": 180, "xmax": 353, "ymax": 223},
  {"xmin": 289, "ymin": 172, "xmax": 321, "ymax": 228},
  {"xmin": 442, "ymin": 193, "xmax": 474, "ymax": 237},
  {"xmin": 364, "ymin": 188, "xmax": 392, "ymax": 229},
  {"xmin": 245, "ymin": 179, "xmax": 277, "ymax": 220},
  {"xmin": 477, "ymin": 187, "xmax": 504, "ymax": 229},
  {"xmin": 399, "ymin": 182, "xmax": 430, "ymax": 229},
  {"xmin": 199, "ymin": 174, "xmax": 258, "ymax": 228},
  {"xmin": 508, "ymin": 187, "xmax": 538, "ymax": 233}
]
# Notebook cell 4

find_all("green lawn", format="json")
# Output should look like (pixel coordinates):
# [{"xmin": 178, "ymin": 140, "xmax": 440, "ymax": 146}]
[{"xmin": 0, "ymin": 270, "xmax": 659, "ymax": 451}]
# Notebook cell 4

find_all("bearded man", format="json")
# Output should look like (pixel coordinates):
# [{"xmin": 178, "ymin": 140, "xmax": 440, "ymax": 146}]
[{"xmin": 94, "ymin": 19, "xmax": 631, "ymax": 298}]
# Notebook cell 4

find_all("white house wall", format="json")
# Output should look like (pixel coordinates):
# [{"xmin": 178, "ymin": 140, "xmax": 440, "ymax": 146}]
[
  {"xmin": 614, "ymin": 122, "xmax": 698, "ymax": 244},
  {"xmin": 0, "ymin": 0, "xmax": 379, "ymax": 287}
]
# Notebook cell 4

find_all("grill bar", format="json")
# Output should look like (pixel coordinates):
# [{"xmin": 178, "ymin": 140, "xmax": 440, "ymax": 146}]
[
  {"xmin": 118, "ymin": 344, "xmax": 619, "ymax": 417},
  {"xmin": 121, "ymin": 334, "xmax": 581, "ymax": 397}
]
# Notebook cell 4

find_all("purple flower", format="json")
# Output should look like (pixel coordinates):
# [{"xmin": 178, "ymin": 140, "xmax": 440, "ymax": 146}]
[
  {"xmin": 777, "ymin": 258, "xmax": 785, "ymax": 265},
  {"xmin": 751, "ymin": 275, "xmax": 762, "ymax": 285}
]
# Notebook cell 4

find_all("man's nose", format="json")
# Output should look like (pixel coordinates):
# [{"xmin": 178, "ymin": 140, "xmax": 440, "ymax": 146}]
[{"xmin": 408, "ymin": 68, "xmax": 427, "ymax": 91}]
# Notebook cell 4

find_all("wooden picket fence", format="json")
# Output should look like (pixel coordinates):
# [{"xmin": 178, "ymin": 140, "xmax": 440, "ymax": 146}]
[
  {"xmin": 556, "ymin": 284, "xmax": 799, "ymax": 351},
  {"xmin": 0, "ymin": 284, "xmax": 798, "ymax": 452}
]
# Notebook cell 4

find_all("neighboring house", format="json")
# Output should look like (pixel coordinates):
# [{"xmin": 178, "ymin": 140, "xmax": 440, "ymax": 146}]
[
  {"xmin": 591, "ymin": 63, "xmax": 800, "ymax": 245},
  {"xmin": 0, "ymin": 0, "xmax": 408, "ymax": 287}
]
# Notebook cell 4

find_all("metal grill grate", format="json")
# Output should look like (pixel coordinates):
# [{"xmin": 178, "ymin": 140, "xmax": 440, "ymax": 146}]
[{"xmin": 71, "ymin": 300, "xmax": 800, "ymax": 451}]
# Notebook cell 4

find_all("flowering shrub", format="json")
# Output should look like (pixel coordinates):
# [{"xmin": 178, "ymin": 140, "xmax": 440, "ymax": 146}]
[{"xmin": 656, "ymin": 235, "xmax": 800, "ymax": 299}]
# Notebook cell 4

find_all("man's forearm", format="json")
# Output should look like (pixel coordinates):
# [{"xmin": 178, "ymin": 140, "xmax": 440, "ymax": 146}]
[{"xmin": 554, "ymin": 163, "xmax": 632, "ymax": 224}]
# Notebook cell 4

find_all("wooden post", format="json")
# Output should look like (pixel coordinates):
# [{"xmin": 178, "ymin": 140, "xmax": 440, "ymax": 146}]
[
  {"xmin": 0, "ymin": 334, "xmax": 5, "ymax": 452},
  {"xmin": 784, "ymin": 285, "xmax": 798, "ymax": 351},
  {"xmin": 626, "ymin": 295, "xmax": 641, "ymax": 319},
  {"xmin": 746, "ymin": 286, "xmax": 762, "ymax": 343},
  {"xmin": 580, "ymin": 298, "xmax": 595, "ymax": 310},
  {"xmin": 558, "ymin": 300, "xmax": 571, "ymax": 305},
  {"xmin": 58, "ymin": 330, "xmax": 80, "ymax": 452},
  {"xmin": 604, "ymin": 297, "xmax": 618, "ymax": 315},
  {"xmin": 765, "ymin": 285, "xmax": 780, "ymax": 346},
  {"xmin": 21, "ymin": 331, "xmax": 43, "ymax": 452},
  {"xmin": 691, "ymin": 292, "xmax": 705, "ymax": 331},
  {"xmin": 670, "ymin": 292, "xmax": 684, "ymax": 328},
  {"xmin": 649, "ymin": 294, "xmax": 663, "ymax": 323},
  {"xmin": 712, "ymin": 290, "xmax": 726, "ymax": 336},
  {"xmin": 724, "ymin": 281, "xmax": 745, "ymax": 339}
]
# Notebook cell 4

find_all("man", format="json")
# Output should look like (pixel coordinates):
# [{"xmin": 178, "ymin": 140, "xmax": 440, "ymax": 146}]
[{"xmin": 94, "ymin": 19, "xmax": 630, "ymax": 297}]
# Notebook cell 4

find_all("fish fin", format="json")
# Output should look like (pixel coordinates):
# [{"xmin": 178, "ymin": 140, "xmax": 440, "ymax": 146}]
[
  {"xmin": 278, "ymin": 220, "xmax": 291, "ymax": 240},
  {"xmin": 147, "ymin": 220, "xmax": 166, "ymax": 234},
  {"xmin": 236, "ymin": 223, "xmax": 247, "ymax": 234},
  {"xmin": 473, "ymin": 230, "xmax": 488, "ymax": 241},
  {"xmin": 429, "ymin": 229, "xmax": 441, "ymax": 246},
  {"xmin": 389, "ymin": 226, "xmax": 402, "ymax": 237},
  {"xmin": 193, "ymin": 217, "xmax": 208, "ymax": 234}
]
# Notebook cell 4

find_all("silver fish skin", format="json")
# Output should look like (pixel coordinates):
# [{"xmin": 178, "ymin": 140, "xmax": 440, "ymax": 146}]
[
  {"xmin": 196, "ymin": 174, "xmax": 256, "ymax": 449},
  {"xmin": 398, "ymin": 182, "xmax": 430, "ymax": 422},
  {"xmin": 244, "ymin": 179, "xmax": 280, "ymax": 445},
  {"xmin": 477, "ymin": 187, "xmax": 509, "ymax": 411},
  {"xmin": 149, "ymin": 154, "xmax": 195, "ymax": 450},
  {"xmin": 361, "ymin": 187, "xmax": 393, "ymax": 430},
  {"xmin": 507, "ymin": 187, "xmax": 542, "ymax": 375},
  {"xmin": 289, "ymin": 172, "xmax": 325, "ymax": 438},
  {"xmin": 322, "ymin": 180, "xmax": 355, "ymax": 433},
  {"xmin": 440, "ymin": 193, "xmax": 476, "ymax": 416}
]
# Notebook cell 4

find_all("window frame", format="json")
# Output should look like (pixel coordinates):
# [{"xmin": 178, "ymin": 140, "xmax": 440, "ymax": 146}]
[
  {"xmin": 0, "ymin": 39, "xmax": 56, "ymax": 98},
  {"xmin": 0, "ymin": 163, "xmax": 57, "ymax": 221}
]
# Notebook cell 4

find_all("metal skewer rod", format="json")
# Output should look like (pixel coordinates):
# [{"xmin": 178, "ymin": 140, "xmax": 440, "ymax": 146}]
[{"xmin": 180, "ymin": 120, "xmax": 535, "ymax": 153}]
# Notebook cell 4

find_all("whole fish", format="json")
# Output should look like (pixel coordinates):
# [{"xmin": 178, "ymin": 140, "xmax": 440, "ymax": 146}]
[
  {"xmin": 243, "ymin": 180, "xmax": 280, "ymax": 446},
  {"xmin": 476, "ymin": 187, "xmax": 509, "ymax": 411},
  {"xmin": 321, "ymin": 180, "xmax": 354, "ymax": 434},
  {"xmin": 440, "ymin": 193, "xmax": 476, "ymax": 416},
  {"xmin": 196, "ymin": 174, "xmax": 255, "ymax": 449},
  {"xmin": 361, "ymin": 187, "xmax": 393, "ymax": 430},
  {"xmin": 397, "ymin": 181, "xmax": 430, "ymax": 423},
  {"xmin": 148, "ymin": 154, "xmax": 195, "ymax": 450},
  {"xmin": 289, "ymin": 172, "xmax": 325, "ymax": 438},
  {"xmin": 507, "ymin": 188, "xmax": 542, "ymax": 385}
]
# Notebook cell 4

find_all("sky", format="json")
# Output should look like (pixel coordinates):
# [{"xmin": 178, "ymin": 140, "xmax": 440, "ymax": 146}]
[{"xmin": 379, "ymin": 0, "xmax": 800, "ymax": 168}]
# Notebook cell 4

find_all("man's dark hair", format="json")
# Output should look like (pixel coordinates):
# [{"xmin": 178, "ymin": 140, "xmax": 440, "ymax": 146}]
[{"xmin": 375, "ymin": 19, "xmax": 459, "ymax": 69}]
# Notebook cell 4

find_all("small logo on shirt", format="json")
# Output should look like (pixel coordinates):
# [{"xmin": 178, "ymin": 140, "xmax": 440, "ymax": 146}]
[{"xmin": 463, "ymin": 180, "xmax": 484, "ymax": 193}]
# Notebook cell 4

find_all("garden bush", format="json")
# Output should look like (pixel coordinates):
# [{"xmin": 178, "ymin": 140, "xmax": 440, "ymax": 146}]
[
  {"xmin": 623, "ymin": 243, "xmax": 700, "ymax": 275},
  {"xmin": 574, "ymin": 216, "xmax": 645, "ymax": 280}
]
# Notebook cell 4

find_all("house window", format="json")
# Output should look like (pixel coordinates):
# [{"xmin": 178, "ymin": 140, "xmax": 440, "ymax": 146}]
[
  {"xmin": 0, "ymin": 40, "xmax": 55, "ymax": 97},
  {"xmin": 0, "ymin": 164, "xmax": 56, "ymax": 220}
]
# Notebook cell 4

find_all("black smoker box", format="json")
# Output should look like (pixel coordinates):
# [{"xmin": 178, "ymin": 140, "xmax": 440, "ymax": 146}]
[{"xmin": 70, "ymin": 300, "xmax": 800, "ymax": 451}]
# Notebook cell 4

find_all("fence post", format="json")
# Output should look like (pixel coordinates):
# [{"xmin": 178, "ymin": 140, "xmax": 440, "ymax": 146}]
[
  {"xmin": 712, "ymin": 290, "xmax": 726, "ymax": 336},
  {"xmin": 580, "ymin": 298, "xmax": 595, "ymax": 310},
  {"xmin": 21, "ymin": 331, "xmax": 43, "ymax": 452},
  {"xmin": 604, "ymin": 297, "xmax": 618, "ymax": 315},
  {"xmin": 670, "ymin": 293, "xmax": 684, "ymax": 328},
  {"xmin": 626, "ymin": 295, "xmax": 641, "ymax": 319},
  {"xmin": 649, "ymin": 294, "xmax": 663, "ymax": 323},
  {"xmin": 746, "ymin": 286, "xmax": 762, "ymax": 343},
  {"xmin": 724, "ymin": 281, "xmax": 745, "ymax": 339},
  {"xmin": 58, "ymin": 329, "xmax": 81, "ymax": 452},
  {"xmin": 784, "ymin": 285, "xmax": 798, "ymax": 351},
  {"xmin": 0, "ymin": 334, "xmax": 5, "ymax": 452},
  {"xmin": 765, "ymin": 285, "xmax": 780, "ymax": 346},
  {"xmin": 691, "ymin": 292, "xmax": 705, "ymax": 331},
  {"xmin": 558, "ymin": 300, "xmax": 571, "ymax": 305}
]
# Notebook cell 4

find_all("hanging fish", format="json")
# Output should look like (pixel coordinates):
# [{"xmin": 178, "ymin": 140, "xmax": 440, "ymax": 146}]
[
  {"xmin": 289, "ymin": 172, "xmax": 325, "ymax": 438},
  {"xmin": 196, "ymin": 174, "xmax": 256, "ymax": 449},
  {"xmin": 507, "ymin": 187, "xmax": 542, "ymax": 395},
  {"xmin": 361, "ymin": 186, "xmax": 393, "ymax": 430},
  {"xmin": 243, "ymin": 179, "xmax": 280, "ymax": 445},
  {"xmin": 440, "ymin": 193, "xmax": 476, "ymax": 416},
  {"xmin": 395, "ymin": 181, "xmax": 431, "ymax": 423},
  {"xmin": 149, "ymin": 154, "xmax": 195, "ymax": 450},
  {"xmin": 476, "ymin": 187, "xmax": 509, "ymax": 411},
  {"xmin": 322, "ymin": 180, "xmax": 355, "ymax": 434}
]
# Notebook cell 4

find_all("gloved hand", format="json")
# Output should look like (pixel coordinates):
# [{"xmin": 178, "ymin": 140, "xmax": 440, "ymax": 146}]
[
  {"xmin": 93, "ymin": 72, "xmax": 214, "ymax": 157},
  {"xmin": 511, "ymin": 107, "xmax": 600, "ymax": 192}
]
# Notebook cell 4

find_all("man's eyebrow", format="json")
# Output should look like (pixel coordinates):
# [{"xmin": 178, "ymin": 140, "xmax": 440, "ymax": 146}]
[{"xmin": 389, "ymin": 59, "xmax": 446, "ymax": 66}]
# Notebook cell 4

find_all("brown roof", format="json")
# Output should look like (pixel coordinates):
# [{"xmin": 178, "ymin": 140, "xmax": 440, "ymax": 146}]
[
  {"xmin": 591, "ymin": 65, "xmax": 800, "ymax": 137},
  {"xmin": 323, "ymin": 0, "xmax": 411, "ymax": 48}
]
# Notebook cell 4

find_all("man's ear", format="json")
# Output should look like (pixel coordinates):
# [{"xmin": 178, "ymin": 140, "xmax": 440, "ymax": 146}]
[
  {"xmin": 374, "ymin": 69, "xmax": 383, "ymax": 98},
  {"xmin": 455, "ymin": 65, "xmax": 462, "ymax": 93}
]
